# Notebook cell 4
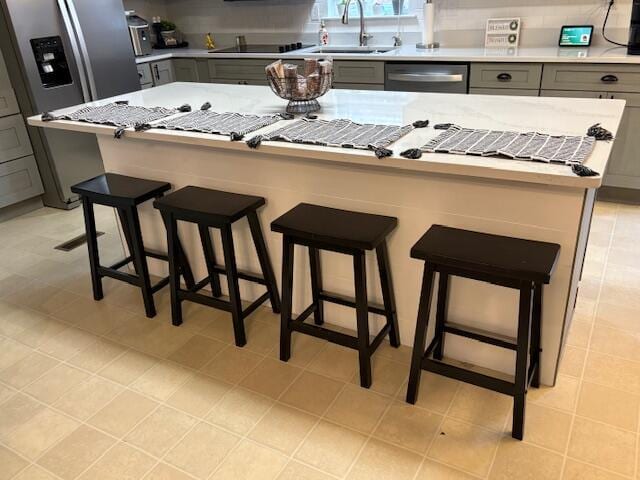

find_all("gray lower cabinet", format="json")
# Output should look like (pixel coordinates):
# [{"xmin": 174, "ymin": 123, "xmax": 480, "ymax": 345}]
[
  {"xmin": 136, "ymin": 63, "xmax": 153, "ymax": 88},
  {"xmin": 333, "ymin": 82, "xmax": 384, "ymax": 90},
  {"xmin": 150, "ymin": 60, "xmax": 175, "ymax": 86},
  {"xmin": 470, "ymin": 63, "xmax": 542, "ymax": 90},
  {"xmin": 0, "ymin": 155, "xmax": 44, "ymax": 209},
  {"xmin": 333, "ymin": 61, "xmax": 385, "ymax": 85},
  {"xmin": 174, "ymin": 59, "xmax": 199, "ymax": 82},
  {"xmin": 0, "ymin": 114, "xmax": 33, "ymax": 163},
  {"xmin": 0, "ymin": 88, "xmax": 19, "ymax": 117},
  {"xmin": 469, "ymin": 88, "xmax": 538, "ymax": 96}
]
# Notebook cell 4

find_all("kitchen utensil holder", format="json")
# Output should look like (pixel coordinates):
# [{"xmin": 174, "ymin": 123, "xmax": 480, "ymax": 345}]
[{"xmin": 267, "ymin": 73, "xmax": 333, "ymax": 114}]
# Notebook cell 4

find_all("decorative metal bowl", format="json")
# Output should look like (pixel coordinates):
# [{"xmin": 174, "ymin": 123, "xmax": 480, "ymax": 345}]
[{"xmin": 267, "ymin": 73, "xmax": 333, "ymax": 114}]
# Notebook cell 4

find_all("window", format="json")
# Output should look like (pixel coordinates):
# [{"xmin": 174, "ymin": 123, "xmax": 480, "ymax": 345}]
[{"xmin": 327, "ymin": 0, "xmax": 411, "ymax": 18}]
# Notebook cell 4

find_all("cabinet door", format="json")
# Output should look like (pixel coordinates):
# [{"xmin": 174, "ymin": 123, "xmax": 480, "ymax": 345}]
[
  {"xmin": 174, "ymin": 59, "xmax": 199, "ymax": 82},
  {"xmin": 0, "ymin": 114, "xmax": 33, "ymax": 163},
  {"xmin": 151, "ymin": 60, "xmax": 175, "ymax": 86},
  {"xmin": 542, "ymin": 64, "xmax": 640, "ymax": 93},
  {"xmin": 0, "ymin": 155, "xmax": 43, "ymax": 208},
  {"xmin": 603, "ymin": 92, "xmax": 640, "ymax": 189},
  {"xmin": 334, "ymin": 61, "xmax": 384, "ymax": 84},
  {"xmin": 0, "ymin": 88, "xmax": 19, "ymax": 117},
  {"xmin": 136, "ymin": 63, "xmax": 153, "ymax": 86},
  {"xmin": 0, "ymin": 50, "xmax": 11, "ymax": 91},
  {"xmin": 469, "ymin": 88, "xmax": 538, "ymax": 97},
  {"xmin": 470, "ymin": 63, "xmax": 542, "ymax": 90}
]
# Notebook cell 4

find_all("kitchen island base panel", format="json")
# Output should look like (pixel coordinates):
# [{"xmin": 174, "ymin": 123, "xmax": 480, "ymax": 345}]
[{"xmin": 96, "ymin": 135, "xmax": 590, "ymax": 386}]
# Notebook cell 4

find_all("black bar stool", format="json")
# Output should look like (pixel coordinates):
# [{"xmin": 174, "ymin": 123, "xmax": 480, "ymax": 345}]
[
  {"xmin": 71, "ymin": 173, "xmax": 195, "ymax": 318},
  {"xmin": 153, "ymin": 186, "xmax": 280, "ymax": 347},
  {"xmin": 271, "ymin": 203, "xmax": 401, "ymax": 389},
  {"xmin": 406, "ymin": 225, "xmax": 560, "ymax": 440}
]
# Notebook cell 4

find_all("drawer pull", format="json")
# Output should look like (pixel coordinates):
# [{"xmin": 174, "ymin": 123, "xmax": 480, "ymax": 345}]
[
  {"xmin": 497, "ymin": 72, "xmax": 512, "ymax": 82},
  {"xmin": 601, "ymin": 74, "xmax": 619, "ymax": 83}
]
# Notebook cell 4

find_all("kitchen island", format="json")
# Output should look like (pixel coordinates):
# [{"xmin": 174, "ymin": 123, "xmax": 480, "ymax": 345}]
[{"xmin": 29, "ymin": 83, "xmax": 625, "ymax": 386}]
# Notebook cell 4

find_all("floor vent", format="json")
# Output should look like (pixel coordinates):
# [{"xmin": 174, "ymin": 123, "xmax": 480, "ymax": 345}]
[{"xmin": 54, "ymin": 232, "xmax": 104, "ymax": 252}]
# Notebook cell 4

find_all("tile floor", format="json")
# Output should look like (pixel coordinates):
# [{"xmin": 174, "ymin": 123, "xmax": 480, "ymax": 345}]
[{"xmin": 0, "ymin": 201, "xmax": 638, "ymax": 480}]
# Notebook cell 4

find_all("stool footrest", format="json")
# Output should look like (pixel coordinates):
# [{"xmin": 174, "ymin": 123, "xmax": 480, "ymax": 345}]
[
  {"xmin": 444, "ymin": 322, "xmax": 517, "ymax": 350},
  {"xmin": 108, "ymin": 256, "xmax": 133, "ymax": 271},
  {"xmin": 145, "ymin": 249, "xmax": 169, "ymax": 261},
  {"xmin": 319, "ymin": 291, "xmax": 387, "ymax": 317},
  {"xmin": 290, "ymin": 316, "xmax": 359, "ymax": 349},
  {"xmin": 98, "ymin": 266, "xmax": 138, "ymax": 286},
  {"xmin": 151, "ymin": 276, "xmax": 170, "ymax": 293},
  {"xmin": 241, "ymin": 292, "xmax": 271, "ymax": 319},
  {"xmin": 209, "ymin": 264, "xmax": 266, "ymax": 285},
  {"xmin": 369, "ymin": 323, "xmax": 391, "ymax": 353}
]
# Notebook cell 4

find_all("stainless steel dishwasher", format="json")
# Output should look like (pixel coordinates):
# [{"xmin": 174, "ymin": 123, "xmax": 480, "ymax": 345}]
[{"xmin": 385, "ymin": 63, "xmax": 469, "ymax": 93}]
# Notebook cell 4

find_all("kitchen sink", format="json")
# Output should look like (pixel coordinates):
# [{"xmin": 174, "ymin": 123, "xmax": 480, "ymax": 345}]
[{"xmin": 306, "ymin": 46, "xmax": 396, "ymax": 54}]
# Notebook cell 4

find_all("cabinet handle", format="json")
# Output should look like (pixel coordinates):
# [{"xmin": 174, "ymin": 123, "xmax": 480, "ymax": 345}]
[
  {"xmin": 601, "ymin": 74, "xmax": 619, "ymax": 83},
  {"xmin": 496, "ymin": 72, "xmax": 512, "ymax": 82},
  {"xmin": 154, "ymin": 64, "xmax": 160, "ymax": 80}
]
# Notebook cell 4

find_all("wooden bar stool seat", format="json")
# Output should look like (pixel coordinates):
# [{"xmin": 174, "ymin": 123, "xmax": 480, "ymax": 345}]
[
  {"xmin": 154, "ymin": 186, "xmax": 280, "ymax": 347},
  {"xmin": 271, "ymin": 203, "xmax": 401, "ymax": 388},
  {"xmin": 71, "ymin": 173, "xmax": 195, "ymax": 318},
  {"xmin": 406, "ymin": 224, "xmax": 560, "ymax": 440}
]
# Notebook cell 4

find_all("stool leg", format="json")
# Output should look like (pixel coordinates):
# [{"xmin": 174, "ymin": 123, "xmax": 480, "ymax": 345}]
[
  {"xmin": 434, "ymin": 273, "xmax": 450, "ymax": 360},
  {"xmin": 248, "ymin": 212, "xmax": 281, "ymax": 314},
  {"xmin": 406, "ymin": 263, "xmax": 435, "ymax": 404},
  {"xmin": 354, "ymin": 251, "xmax": 372, "ymax": 388},
  {"xmin": 199, "ymin": 224, "xmax": 222, "ymax": 297},
  {"xmin": 177, "ymin": 242, "xmax": 196, "ymax": 291},
  {"xmin": 117, "ymin": 208, "xmax": 136, "ymax": 271},
  {"xmin": 280, "ymin": 236, "xmax": 295, "ymax": 361},
  {"xmin": 221, "ymin": 225, "xmax": 247, "ymax": 347},
  {"xmin": 530, "ymin": 283, "xmax": 543, "ymax": 389},
  {"xmin": 376, "ymin": 240, "xmax": 400, "ymax": 347},
  {"xmin": 125, "ymin": 206, "xmax": 156, "ymax": 318},
  {"xmin": 162, "ymin": 212, "xmax": 183, "ymax": 327},
  {"xmin": 513, "ymin": 282, "xmax": 533, "ymax": 440},
  {"xmin": 81, "ymin": 197, "xmax": 103, "ymax": 301},
  {"xmin": 308, "ymin": 247, "xmax": 324, "ymax": 326}
]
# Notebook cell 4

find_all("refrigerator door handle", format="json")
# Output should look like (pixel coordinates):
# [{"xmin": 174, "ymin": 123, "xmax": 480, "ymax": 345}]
[
  {"xmin": 56, "ymin": 0, "xmax": 91, "ymax": 103},
  {"xmin": 65, "ymin": 0, "xmax": 98, "ymax": 101}
]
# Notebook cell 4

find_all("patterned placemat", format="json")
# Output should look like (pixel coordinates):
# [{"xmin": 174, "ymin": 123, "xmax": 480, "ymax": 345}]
[
  {"xmin": 153, "ymin": 110, "xmax": 282, "ymax": 137},
  {"xmin": 52, "ymin": 103, "xmax": 178, "ymax": 127},
  {"xmin": 422, "ymin": 125, "xmax": 596, "ymax": 165},
  {"xmin": 264, "ymin": 118, "xmax": 414, "ymax": 150}
]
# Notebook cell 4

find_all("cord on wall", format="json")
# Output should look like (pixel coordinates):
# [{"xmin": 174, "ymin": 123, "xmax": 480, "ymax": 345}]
[{"xmin": 603, "ymin": 0, "xmax": 629, "ymax": 47}]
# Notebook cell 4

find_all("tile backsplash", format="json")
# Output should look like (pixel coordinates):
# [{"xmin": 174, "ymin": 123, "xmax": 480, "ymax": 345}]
[{"xmin": 123, "ymin": 0, "xmax": 632, "ymax": 48}]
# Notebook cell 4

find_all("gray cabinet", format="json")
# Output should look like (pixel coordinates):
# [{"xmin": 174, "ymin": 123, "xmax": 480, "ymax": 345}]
[
  {"xmin": 0, "ymin": 50, "xmax": 10, "ymax": 91},
  {"xmin": 0, "ymin": 114, "xmax": 33, "ymax": 163},
  {"xmin": 0, "ymin": 88, "xmax": 19, "ymax": 117},
  {"xmin": 542, "ymin": 64, "xmax": 640, "ymax": 94},
  {"xmin": 333, "ymin": 61, "xmax": 384, "ymax": 85},
  {"xmin": 0, "ymin": 155, "xmax": 43, "ymax": 208},
  {"xmin": 208, "ymin": 58, "xmax": 303, "ymax": 85},
  {"xmin": 470, "ymin": 63, "xmax": 542, "ymax": 90},
  {"xmin": 174, "ymin": 59, "xmax": 199, "ymax": 82},
  {"xmin": 333, "ymin": 82, "xmax": 384, "ymax": 91},
  {"xmin": 150, "ymin": 60, "xmax": 175, "ymax": 86},
  {"xmin": 136, "ymin": 63, "xmax": 153, "ymax": 88}
]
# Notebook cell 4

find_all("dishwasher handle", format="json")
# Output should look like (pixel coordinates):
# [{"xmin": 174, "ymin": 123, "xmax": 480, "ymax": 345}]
[{"xmin": 386, "ymin": 72, "xmax": 464, "ymax": 83}]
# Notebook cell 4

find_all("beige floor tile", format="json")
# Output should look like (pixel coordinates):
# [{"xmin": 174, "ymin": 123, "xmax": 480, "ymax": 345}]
[
  {"xmin": 514, "ymin": 403, "xmax": 572, "ymax": 453},
  {"xmin": 125, "ymin": 405, "xmax": 196, "ymax": 457},
  {"xmin": 197, "ymin": 310, "xmax": 238, "ymax": 344},
  {"xmin": 0, "ymin": 445, "xmax": 28, "ymax": 480},
  {"xmin": 166, "ymin": 373, "xmax": 232, "ymax": 418},
  {"xmin": 53, "ymin": 297, "xmax": 135, "ymax": 335},
  {"xmin": 0, "ymin": 337, "xmax": 31, "ymax": 371},
  {"xmin": 78, "ymin": 442, "xmax": 156, "ymax": 480},
  {"xmin": 295, "ymin": 420, "xmax": 367, "ymax": 477},
  {"xmin": 243, "ymin": 317, "xmax": 280, "ymax": 356},
  {"xmin": 600, "ymin": 265, "xmax": 640, "ymax": 311},
  {"xmin": 0, "ymin": 351, "xmax": 59, "ymax": 389},
  {"xmin": 0, "ymin": 383, "xmax": 15, "ymax": 404},
  {"xmin": 200, "ymin": 345, "xmax": 263, "ymax": 384},
  {"xmin": 8, "ymin": 280, "xmax": 81, "ymax": 316},
  {"xmin": 267, "ymin": 332, "xmax": 326, "ymax": 368},
  {"xmin": 240, "ymin": 358, "xmax": 301, "ymax": 399},
  {"xmin": 68, "ymin": 338, "xmax": 127, "ymax": 373},
  {"xmin": 280, "ymin": 371, "xmax": 343, "ymax": 416},
  {"xmin": 168, "ymin": 334, "xmax": 226, "ymax": 369},
  {"xmin": 583, "ymin": 351, "xmax": 640, "ymax": 395},
  {"xmin": 0, "ymin": 272, "xmax": 32, "ymax": 299},
  {"xmin": 528, "ymin": 374, "xmax": 580, "ymax": 412},
  {"xmin": 351, "ymin": 356, "xmax": 407, "ymax": 397},
  {"xmin": 54, "ymin": 376, "xmax": 123, "ymax": 421},
  {"xmin": 206, "ymin": 387, "xmax": 274, "ymax": 435},
  {"xmin": 5, "ymin": 407, "xmax": 79, "ymax": 460},
  {"xmin": 133, "ymin": 322, "xmax": 195, "ymax": 359},
  {"xmin": 131, "ymin": 360, "xmax": 193, "ymax": 401},
  {"xmin": 448, "ymin": 384, "xmax": 512, "ymax": 431},
  {"xmin": 347, "ymin": 438, "xmax": 423, "ymax": 480},
  {"xmin": 567, "ymin": 320, "xmax": 592, "ymax": 348},
  {"xmin": 0, "ymin": 301, "xmax": 47, "ymax": 338},
  {"xmin": 489, "ymin": 439, "xmax": 563, "ymax": 480},
  {"xmin": 324, "ymin": 384, "xmax": 391, "ymax": 434},
  {"xmin": 567, "ymin": 417, "xmax": 636, "ymax": 476},
  {"xmin": 376, "ymin": 341, "xmax": 413, "ymax": 365},
  {"xmin": 145, "ymin": 463, "xmax": 195, "ymax": 480},
  {"xmin": 307, "ymin": 343, "xmax": 359, "ymax": 382},
  {"xmin": 23, "ymin": 363, "xmax": 89, "ymax": 404},
  {"xmin": 249, "ymin": 403, "xmax": 317, "ymax": 454},
  {"xmin": 38, "ymin": 326, "xmax": 97, "ymax": 361},
  {"xmin": 415, "ymin": 460, "xmax": 477, "ymax": 479},
  {"xmin": 590, "ymin": 324, "xmax": 640, "ymax": 363},
  {"xmin": 88, "ymin": 390, "xmax": 158, "ymax": 438},
  {"xmin": 577, "ymin": 381, "xmax": 640, "ymax": 431},
  {"xmin": 401, "ymin": 372, "xmax": 460, "ymax": 415},
  {"xmin": 211, "ymin": 439, "xmax": 288, "ymax": 480},
  {"xmin": 0, "ymin": 393, "xmax": 45, "ymax": 439},
  {"xmin": 165, "ymin": 422, "xmax": 240, "ymax": 479},
  {"xmin": 427, "ymin": 418, "xmax": 501, "ymax": 478},
  {"xmin": 12, "ymin": 315, "xmax": 68, "ymax": 349},
  {"xmin": 37, "ymin": 425, "xmax": 116, "ymax": 479},
  {"xmin": 595, "ymin": 301, "xmax": 640, "ymax": 334},
  {"xmin": 276, "ymin": 461, "xmax": 334, "ymax": 480},
  {"xmin": 559, "ymin": 346, "xmax": 587, "ymax": 378},
  {"xmin": 562, "ymin": 459, "xmax": 629, "ymax": 480},
  {"xmin": 12, "ymin": 465, "xmax": 58, "ymax": 480},
  {"xmin": 98, "ymin": 349, "xmax": 158, "ymax": 386},
  {"xmin": 374, "ymin": 402, "xmax": 442, "ymax": 453}
]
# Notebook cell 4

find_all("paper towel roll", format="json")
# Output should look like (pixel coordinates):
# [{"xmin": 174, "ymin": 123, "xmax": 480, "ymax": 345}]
[{"xmin": 423, "ymin": 0, "xmax": 435, "ymax": 45}]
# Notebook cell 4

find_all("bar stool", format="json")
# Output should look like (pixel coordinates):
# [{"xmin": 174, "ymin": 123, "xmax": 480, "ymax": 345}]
[
  {"xmin": 71, "ymin": 173, "xmax": 195, "ymax": 318},
  {"xmin": 406, "ymin": 225, "xmax": 560, "ymax": 440},
  {"xmin": 153, "ymin": 186, "xmax": 280, "ymax": 347},
  {"xmin": 271, "ymin": 203, "xmax": 401, "ymax": 388}
]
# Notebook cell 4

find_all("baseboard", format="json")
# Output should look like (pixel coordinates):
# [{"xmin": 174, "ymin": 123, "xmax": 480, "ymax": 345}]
[
  {"xmin": 597, "ymin": 186, "xmax": 640, "ymax": 205},
  {"xmin": 0, "ymin": 196, "xmax": 43, "ymax": 223}
]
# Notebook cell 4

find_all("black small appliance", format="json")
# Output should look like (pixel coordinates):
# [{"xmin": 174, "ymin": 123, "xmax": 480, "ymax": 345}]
[{"xmin": 629, "ymin": 0, "xmax": 640, "ymax": 54}]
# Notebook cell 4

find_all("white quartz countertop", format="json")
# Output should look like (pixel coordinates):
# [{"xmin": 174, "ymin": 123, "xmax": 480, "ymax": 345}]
[
  {"xmin": 27, "ymin": 82, "xmax": 626, "ymax": 189},
  {"xmin": 136, "ymin": 45, "xmax": 640, "ymax": 64}
]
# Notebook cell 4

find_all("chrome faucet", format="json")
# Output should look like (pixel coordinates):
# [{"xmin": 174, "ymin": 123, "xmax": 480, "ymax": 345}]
[{"xmin": 341, "ymin": 0, "xmax": 373, "ymax": 47}]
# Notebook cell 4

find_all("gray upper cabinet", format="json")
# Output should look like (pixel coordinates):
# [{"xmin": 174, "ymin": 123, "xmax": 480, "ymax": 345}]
[
  {"xmin": 150, "ymin": 60, "xmax": 175, "ymax": 86},
  {"xmin": 333, "ymin": 61, "xmax": 384, "ymax": 85},
  {"xmin": 470, "ymin": 63, "xmax": 542, "ymax": 90},
  {"xmin": 174, "ymin": 59, "xmax": 199, "ymax": 82},
  {"xmin": 542, "ymin": 64, "xmax": 640, "ymax": 93},
  {"xmin": 0, "ymin": 114, "xmax": 33, "ymax": 164}
]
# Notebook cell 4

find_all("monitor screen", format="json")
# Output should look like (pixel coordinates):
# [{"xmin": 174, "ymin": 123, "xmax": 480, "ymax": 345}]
[{"xmin": 559, "ymin": 26, "xmax": 593, "ymax": 47}]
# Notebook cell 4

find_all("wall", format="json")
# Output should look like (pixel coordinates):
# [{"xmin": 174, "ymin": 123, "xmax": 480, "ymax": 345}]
[{"xmin": 123, "ymin": 0, "xmax": 633, "ymax": 48}]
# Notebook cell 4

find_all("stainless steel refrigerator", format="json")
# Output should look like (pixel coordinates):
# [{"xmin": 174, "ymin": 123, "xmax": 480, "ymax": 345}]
[{"xmin": 0, "ymin": 0, "xmax": 141, "ymax": 209}]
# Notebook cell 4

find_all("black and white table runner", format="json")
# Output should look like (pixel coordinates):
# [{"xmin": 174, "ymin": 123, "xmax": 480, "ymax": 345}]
[
  {"xmin": 54, "ymin": 103, "xmax": 177, "ymax": 127},
  {"xmin": 153, "ymin": 110, "xmax": 282, "ymax": 136}
]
